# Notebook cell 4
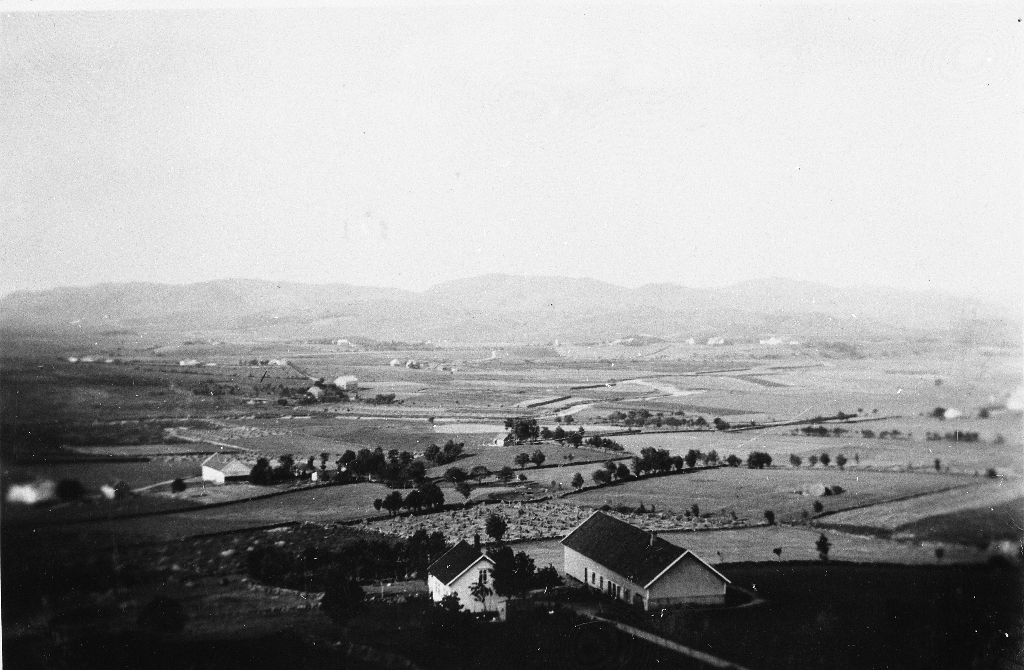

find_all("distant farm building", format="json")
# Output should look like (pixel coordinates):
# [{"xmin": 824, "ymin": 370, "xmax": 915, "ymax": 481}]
[
  {"xmin": 202, "ymin": 453, "xmax": 251, "ymax": 484},
  {"xmin": 5, "ymin": 480, "xmax": 56, "ymax": 505},
  {"xmin": 100, "ymin": 481, "xmax": 132, "ymax": 501},
  {"xmin": 706, "ymin": 337, "xmax": 726, "ymax": 346},
  {"xmin": 389, "ymin": 359, "xmax": 402, "ymax": 366},
  {"xmin": 562, "ymin": 511, "xmax": 729, "ymax": 610},
  {"xmin": 67, "ymin": 357, "xmax": 79, "ymax": 363},
  {"xmin": 178, "ymin": 359, "xmax": 201, "ymax": 367},
  {"xmin": 943, "ymin": 407, "xmax": 964, "ymax": 419},
  {"xmin": 306, "ymin": 386, "xmax": 326, "ymax": 402},
  {"xmin": 427, "ymin": 541, "xmax": 507, "ymax": 619},
  {"xmin": 333, "ymin": 375, "xmax": 359, "ymax": 392},
  {"xmin": 759, "ymin": 337, "xmax": 785, "ymax": 346}
]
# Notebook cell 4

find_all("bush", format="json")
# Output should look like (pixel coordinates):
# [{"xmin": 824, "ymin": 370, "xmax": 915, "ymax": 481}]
[
  {"xmin": 764, "ymin": 510, "xmax": 775, "ymax": 525},
  {"xmin": 170, "ymin": 478, "xmax": 187, "ymax": 494},
  {"xmin": 321, "ymin": 570, "xmax": 365, "ymax": 623},
  {"xmin": 813, "ymin": 500, "xmax": 824, "ymax": 514}
]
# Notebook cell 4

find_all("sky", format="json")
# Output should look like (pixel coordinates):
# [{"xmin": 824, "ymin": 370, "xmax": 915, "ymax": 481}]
[{"xmin": 1, "ymin": 2, "xmax": 1021, "ymax": 305}]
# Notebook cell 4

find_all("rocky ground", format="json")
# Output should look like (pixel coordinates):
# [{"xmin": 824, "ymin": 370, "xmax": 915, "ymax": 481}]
[{"xmin": 365, "ymin": 501, "xmax": 749, "ymax": 543}]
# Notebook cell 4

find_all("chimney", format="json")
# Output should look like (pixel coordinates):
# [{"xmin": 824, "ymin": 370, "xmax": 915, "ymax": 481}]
[{"xmin": 649, "ymin": 531, "xmax": 657, "ymax": 548}]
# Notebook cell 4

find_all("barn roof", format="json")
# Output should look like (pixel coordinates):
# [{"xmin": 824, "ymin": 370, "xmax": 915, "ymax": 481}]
[
  {"xmin": 561, "ymin": 511, "xmax": 729, "ymax": 588},
  {"xmin": 201, "ymin": 453, "xmax": 250, "ymax": 476},
  {"xmin": 427, "ymin": 541, "xmax": 493, "ymax": 586}
]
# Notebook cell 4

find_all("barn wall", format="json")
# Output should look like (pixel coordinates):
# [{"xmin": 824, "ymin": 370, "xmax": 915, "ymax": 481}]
[
  {"xmin": 563, "ymin": 546, "xmax": 645, "ymax": 605},
  {"xmin": 646, "ymin": 554, "xmax": 727, "ymax": 606},
  {"xmin": 201, "ymin": 466, "xmax": 225, "ymax": 484}
]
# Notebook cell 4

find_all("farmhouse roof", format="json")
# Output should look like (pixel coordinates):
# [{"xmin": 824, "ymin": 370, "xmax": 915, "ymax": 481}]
[
  {"xmin": 428, "ymin": 540, "xmax": 493, "ymax": 586},
  {"xmin": 561, "ymin": 511, "xmax": 729, "ymax": 588},
  {"xmin": 201, "ymin": 453, "xmax": 250, "ymax": 476}
]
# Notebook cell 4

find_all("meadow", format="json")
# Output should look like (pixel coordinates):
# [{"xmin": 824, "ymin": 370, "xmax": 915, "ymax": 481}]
[{"xmin": 558, "ymin": 467, "xmax": 976, "ymax": 523}]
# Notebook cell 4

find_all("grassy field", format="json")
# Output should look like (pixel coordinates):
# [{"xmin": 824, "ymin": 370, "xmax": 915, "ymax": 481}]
[
  {"xmin": 893, "ymin": 497, "xmax": 1024, "ymax": 545},
  {"xmin": 557, "ymin": 467, "xmax": 971, "ymax": 523},
  {"xmin": 821, "ymin": 478, "xmax": 1023, "ymax": 533},
  {"xmin": 424, "ymin": 442, "xmax": 613, "ymax": 479}
]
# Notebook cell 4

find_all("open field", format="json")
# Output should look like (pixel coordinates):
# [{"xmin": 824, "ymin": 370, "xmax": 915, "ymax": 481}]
[
  {"xmin": 557, "ymin": 467, "xmax": 976, "ymax": 523},
  {"xmin": 821, "ymin": 478, "xmax": 1024, "ymax": 534},
  {"xmin": 424, "ymin": 442, "xmax": 614, "ymax": 479},
  {"xmin": 893, "ymin": 498, "xmax": 1024, "ymax": 545}
]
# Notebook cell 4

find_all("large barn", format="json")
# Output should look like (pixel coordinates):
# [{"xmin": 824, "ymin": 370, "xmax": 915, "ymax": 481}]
[
  {"xmin": 427, "ymin": 541, "xmax": 507, "ymax": 619},
  {"xmin": 561, "ymin": 511, "xmax": 729, "ymax": 609},
  {"xmin": 201, "ymin": 453, "xmax": 251, "ymax": 484}
]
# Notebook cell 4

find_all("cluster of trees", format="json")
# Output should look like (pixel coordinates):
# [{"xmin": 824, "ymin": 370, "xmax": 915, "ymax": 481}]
[
  {"xmin": 250, "ymin": 455, "xmax": 300, "ymax": 484},
  {"xmin": 605, "ymin": 409, "xmax": 709, "ymax": 429},
  {"xmin": 488, "ymin": 545, "xmax": 561, "ymax": 599},
  {"xmin": 373, "ymin": 482, "xmax": 445, "ymax": 515},
  {"xmin": 584, "ymin": 435, "xmax": 624, "ymax": 452},
  {"xmin": 364, "ymin": 393, "xmax": 397, "ymax": 405},
  {"xmin": 858, "ymin": 429, "xmax": 909, "ymax": 440},
  {"xmin": 424, "ymin": 440, "xmax": 465, "ymax": 465},
  {"xmin": 247, "ymin": 528, "xmax": 450, "ymax": 591},
  {"xmin": 713, "ymin": 418, "xmax": 731, "ymax": 431},
  {"xmin": 591, "ymin": 460, "xmax": 632, "ymax": 485},
  {"xmin": 926, "ymin": 431, "xmax": 981, "ymax": 443},
  {"xmin": 334, "ymin": 448, "xmax": 429, "ymax": 488},
  {"xmin": 539, "ymin": 425, "xmax": 586, "ymax": 446},
  {"xmin": 788, "ymin": 452, "xmax": 852, "ymax": 469},
  {"xmin": 513, "ymin": 449, "xmax": 547, "ymax": 469},
  {"xmin": 746, "ymin": 452, "xmax": 773, "ymax": 469},
  {"xmin": 585, "ymin": 447, "xmax": 732, "ymax": 488},
  {"xmin": 504, "ymin": 418, "xmax": 540, "ymax": 444}
]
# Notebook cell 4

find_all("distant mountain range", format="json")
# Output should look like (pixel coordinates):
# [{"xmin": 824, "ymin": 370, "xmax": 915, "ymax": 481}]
[{"xmin": 0, "ymin": 275, "xmax": 1018, "ymax": 345}]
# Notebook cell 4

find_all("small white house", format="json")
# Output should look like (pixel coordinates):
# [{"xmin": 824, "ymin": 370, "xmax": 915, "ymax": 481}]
[
  {"xmin": 333, "ymin": 375, "xmax": 359, "ymax": 392},
  {"xmin": 5, "ymin": 480, "xmax": 56, "ymax": 505},
  {"xmin": 427, "ymin": 541, "xmax": 507, "ymax": 619},
  {"xmin": 562, "ymin": 511, "xmax": 729, "ymax": 610},
  {"xmin": 201, "ymin": 453, "xmax": 251, "ymax": 484},
  {"xmin": 306, "ymin": 385, "xmax": 326, "ymax": 402}
]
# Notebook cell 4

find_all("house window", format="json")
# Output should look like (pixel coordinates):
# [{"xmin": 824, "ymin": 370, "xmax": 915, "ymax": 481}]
[
  {"xmin": 584, "ymin": 567, "xmax": 588, "ymax": 583},
  {"xmin": 591, "ymin": 572, "xmax": 596, "ymax": 585},
  {"xmin": 479, "ymin": 569, "xmax": 491, "ymax": 584},
  {"xmin": 599, "ymin": 576, "xmax": 603, "ymax": 588}
]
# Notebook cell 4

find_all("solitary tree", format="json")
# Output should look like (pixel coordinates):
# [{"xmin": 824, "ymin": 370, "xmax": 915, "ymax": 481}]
[
  {"xmin": 815, "ymin": 534, "xmax": 832, "ymax": 562},
  {"xmin": 485, "ymin": 512, "xmax": 508, "ymax": 543},
  {"xmin": 514, "ymin": 452, "xmax": 531, "ymax": 469},
  {"xmin": 934, "ymin": 458, "xmax": 942, "ymax": 472},
  {"xmin": 773, "ymin": 547, "xmax": 783, "ymax": 559},
  {"xmin": 470, "ymin": 465, "xmax": 491, "ymax": 483},
  {"xmin": 789, "ymin": 454, "xmax": 802, "ymax": 467},
  {"xmin": 813, "ymin": 500, "xmax": 824, "ymax": 514},
  {"xmin": 691, "ymin": 503, "xmax": 700, "ymax": 518},
  {"xmin": 725, "ymin": 454, "xmax": 742, "ymax": 467},
  {"xmin": 819, "ymin": 453, "xmax": 831, "ymax": 467},
  {"xmin": 455, "ymin": 481, "xmax": 473, "ymax": 504},
  {"xmin": 571, "ymin": 472, "xmax": 585, "ymax": 489},
  {"xmin": 530, "ymin": 449, "xmax": 546, "ymax": 468},
  {"xmin": 835, "ymin": 454, "xmax": 847, "ymax": 470},
  {"xmin": 808, "ymin": 454, "xmax": 819, "ymax": 467},
  {"xmin": 764, "ymin": 510, "xmax": 776, "ymax": 525},
  {"xmin": 497, "ymin": 466, "xmax": 515, "ymax": 484}
]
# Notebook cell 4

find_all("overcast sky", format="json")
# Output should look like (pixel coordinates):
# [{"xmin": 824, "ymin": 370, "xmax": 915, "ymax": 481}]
[{"xmin": 1, "ymin": 3, "xmax": 1020, "ymax": 304}]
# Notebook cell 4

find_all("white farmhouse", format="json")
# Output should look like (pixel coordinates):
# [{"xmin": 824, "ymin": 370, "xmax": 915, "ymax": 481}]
[
  {"xmin": 201, "ymin": 453, "xmax": 251, "ymax": 484},
  {"xmin": 427, "ymin": 541, "xmax": 507, "ymax": 619},
  {"xmin": 561, "ymin": 511, "xmax": 729, "ymax": 610},
  {"xmin": 333, "ymin": 375, "xmax": 359, "ymax": 392}
]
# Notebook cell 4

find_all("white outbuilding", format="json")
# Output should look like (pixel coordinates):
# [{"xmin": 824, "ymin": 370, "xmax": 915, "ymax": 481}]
[
  {"xmin": 427, "ymin": 541, "xmax": 507, "ymax": 619},
  {"xmin": 333, "ymin": 375, "xmax": 359, "ymax": 392},
  {"xmin": 201, "ymin": 453, "xmax": 251, "ymax": 484}
]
